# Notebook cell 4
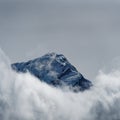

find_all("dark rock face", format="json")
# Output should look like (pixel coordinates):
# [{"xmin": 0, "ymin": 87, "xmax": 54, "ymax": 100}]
[{"xmin": 11, "ymin": 53, "xmax": 92, "ymax": 91}]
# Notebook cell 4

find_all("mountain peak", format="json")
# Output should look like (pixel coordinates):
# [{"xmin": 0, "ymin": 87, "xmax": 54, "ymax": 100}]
[{"xmin": 11, "ymin": 53, "xmax": 92, "ymax": 91}]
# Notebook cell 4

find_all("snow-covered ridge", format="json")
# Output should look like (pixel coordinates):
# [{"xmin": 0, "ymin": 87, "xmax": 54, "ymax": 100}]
[{"xmin": 11, "ymin": 53, "xmax": 92, "ymax": 91}]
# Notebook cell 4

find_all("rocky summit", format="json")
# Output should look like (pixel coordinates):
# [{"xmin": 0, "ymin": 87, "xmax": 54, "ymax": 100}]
[{"xmin": 11, "ymin": 53, "xmax": 92, "ymax": 91}]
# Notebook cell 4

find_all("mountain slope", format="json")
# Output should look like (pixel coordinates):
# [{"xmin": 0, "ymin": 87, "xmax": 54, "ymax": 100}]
[{"xmin": 11, "ymin": 53, "xmax": 92, "ymax": 91}]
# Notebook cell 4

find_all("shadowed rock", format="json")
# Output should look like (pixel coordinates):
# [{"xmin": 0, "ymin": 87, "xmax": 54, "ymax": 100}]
[{"xmin": 11, "ymin": 53, "xmax": 92, "ymax": 91}]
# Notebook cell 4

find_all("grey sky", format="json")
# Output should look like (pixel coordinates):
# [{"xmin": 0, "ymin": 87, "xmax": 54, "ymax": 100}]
[{"xmin": 0, "ymin": 0, "xmax": 120, "ymax": 79}]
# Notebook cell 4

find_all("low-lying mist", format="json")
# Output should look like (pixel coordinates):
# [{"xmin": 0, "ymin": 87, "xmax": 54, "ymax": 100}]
[{"xmin": 0, "ymin": 48, "xmax": 120, "ymax": 120}]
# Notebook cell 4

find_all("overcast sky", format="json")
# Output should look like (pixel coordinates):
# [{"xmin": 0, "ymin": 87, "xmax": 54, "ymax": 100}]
[{"xmin": 0, "ymin": 0, "xmax": 120, "ymax": 79}]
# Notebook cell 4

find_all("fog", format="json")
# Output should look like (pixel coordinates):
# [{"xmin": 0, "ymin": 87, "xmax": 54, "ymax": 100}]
[{"xmin": 1, "ymin": 48, "xmax": 120, "ymax": 120}]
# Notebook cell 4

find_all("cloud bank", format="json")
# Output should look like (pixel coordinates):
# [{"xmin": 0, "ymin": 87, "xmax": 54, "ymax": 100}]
[{"xmin": 0, "ymin": 48, "xmax": 120, "ymax": 120}]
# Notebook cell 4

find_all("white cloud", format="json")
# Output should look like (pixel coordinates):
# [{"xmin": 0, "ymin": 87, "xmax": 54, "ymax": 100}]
[{"xmin": 1, "ymin": 48, "xmax": 120, "ymax": 120}]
